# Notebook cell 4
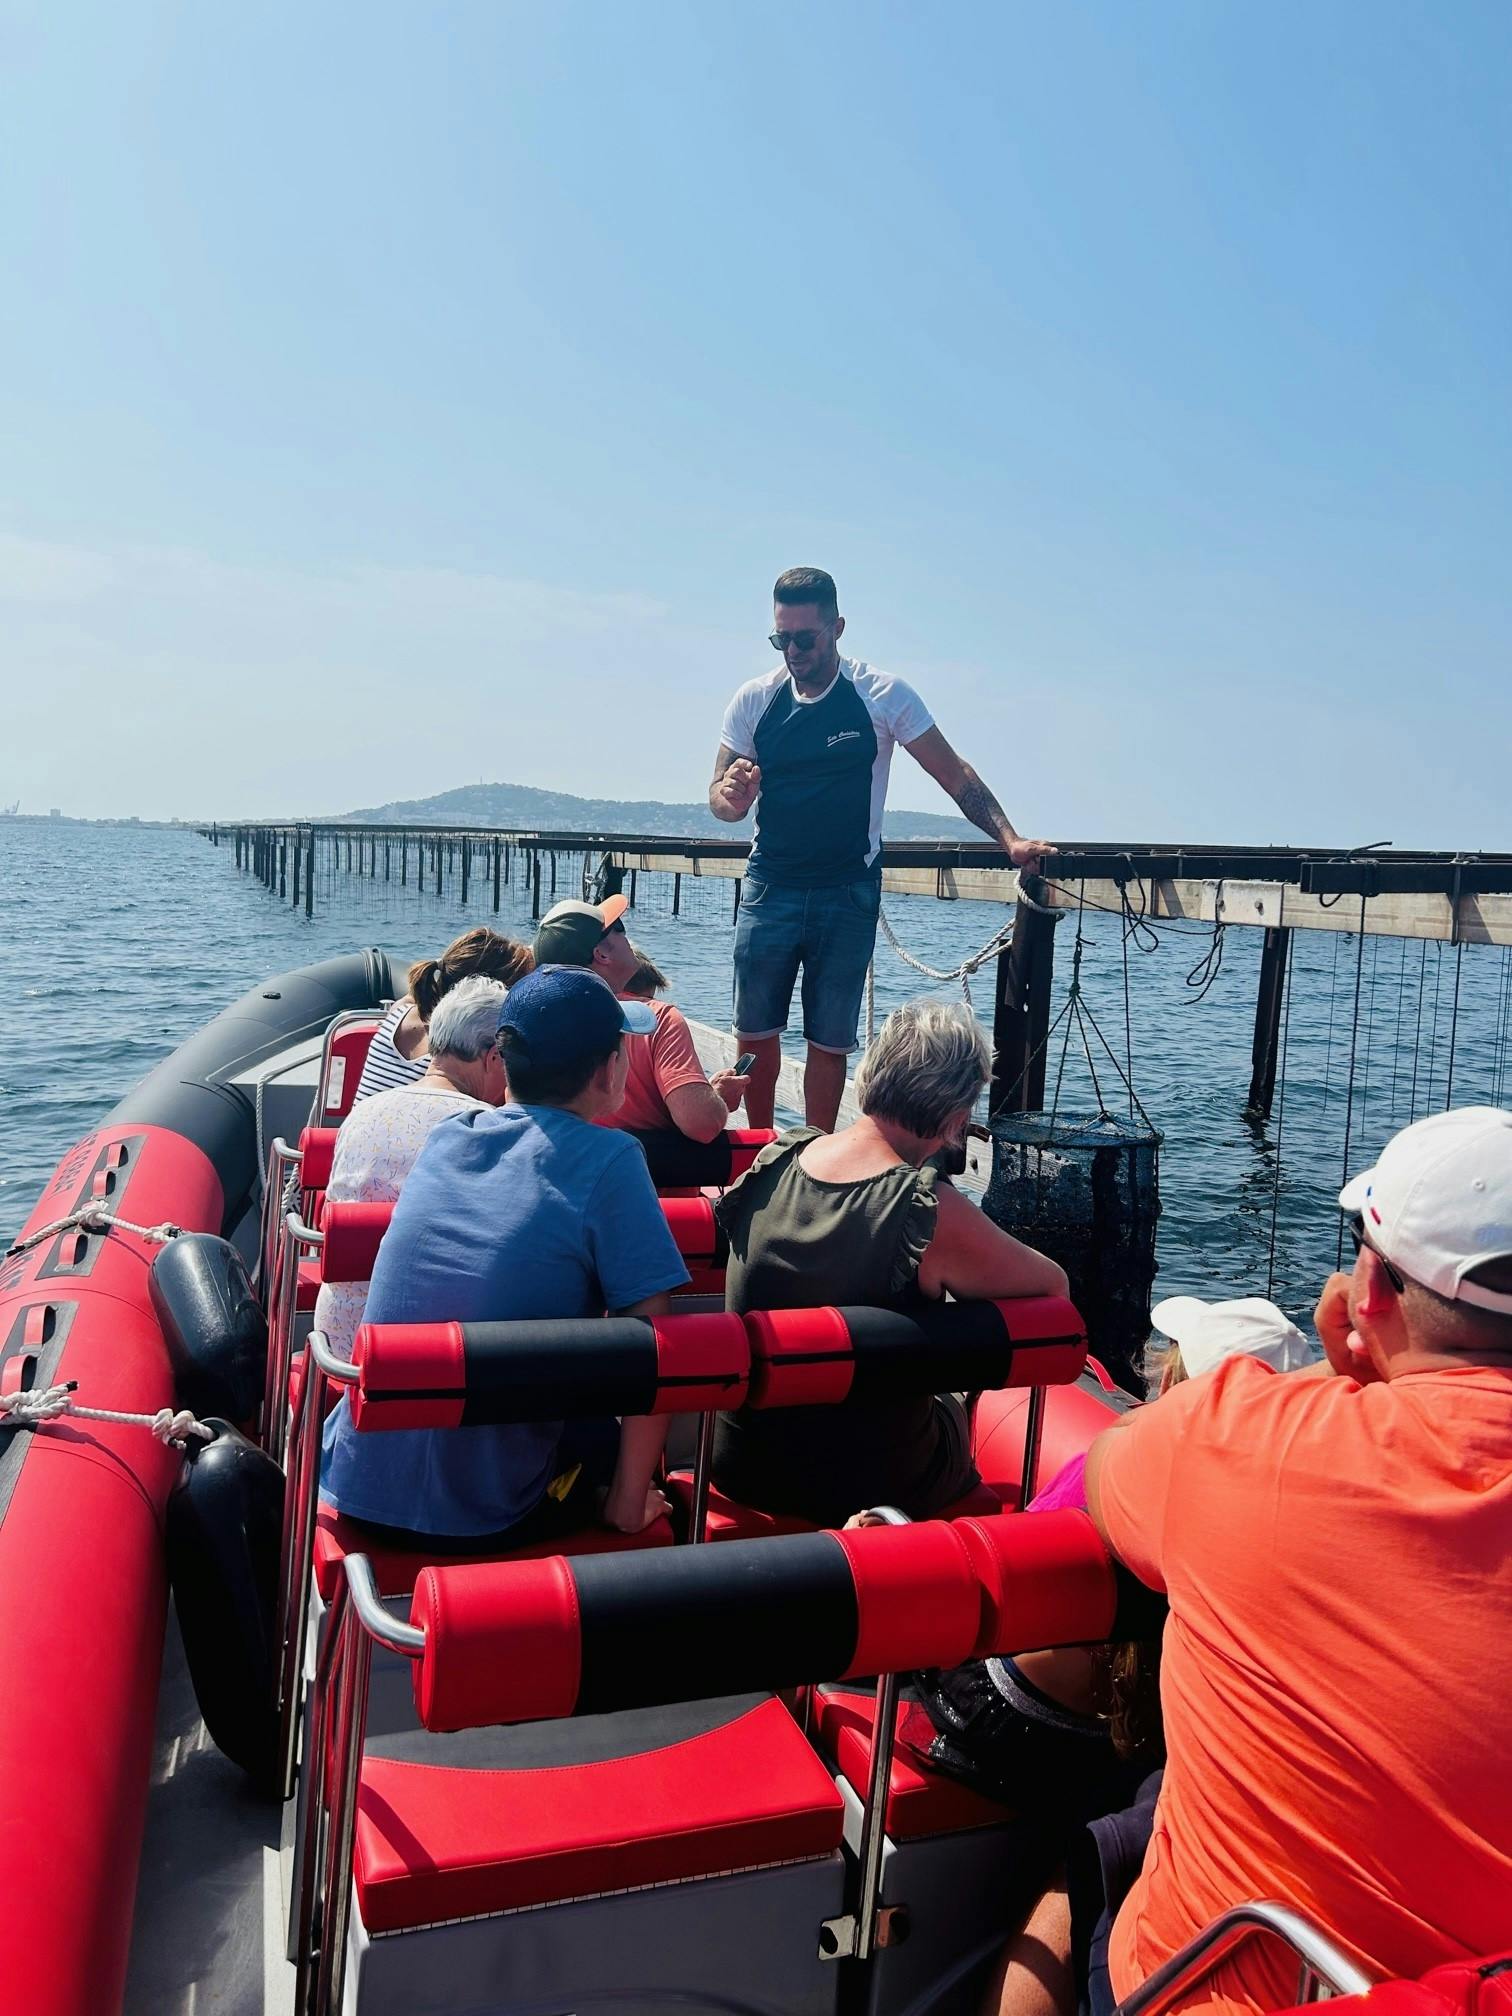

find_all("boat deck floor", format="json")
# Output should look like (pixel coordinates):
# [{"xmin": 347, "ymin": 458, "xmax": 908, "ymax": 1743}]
[{"xmin": 125, "ymin": 1605, "xmax": 290, "ymax": 2016}]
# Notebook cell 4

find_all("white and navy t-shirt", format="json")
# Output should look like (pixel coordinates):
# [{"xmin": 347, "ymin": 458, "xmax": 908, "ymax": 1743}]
[{"xmin": 720, "ymin": 657, "xmax": 934, "ymax": 888}]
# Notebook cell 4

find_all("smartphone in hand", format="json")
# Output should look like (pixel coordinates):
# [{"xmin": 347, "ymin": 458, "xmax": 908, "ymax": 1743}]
[{"xmin": 733, "ymin": 1052, "xmax": 757, "ymax": 1077}]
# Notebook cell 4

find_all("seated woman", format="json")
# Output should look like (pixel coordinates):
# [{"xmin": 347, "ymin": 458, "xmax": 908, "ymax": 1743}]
[
  {"xmin": 312, "ymin": 977, "xmax": 509, "ymax": 1362},
  {"xmin": 711, "ymin": 997, "xmax": 1068, "ymax": 1526},
  {"xmin": 352, "ymin": 925, "xmax": 532, "ymax": 1101}
]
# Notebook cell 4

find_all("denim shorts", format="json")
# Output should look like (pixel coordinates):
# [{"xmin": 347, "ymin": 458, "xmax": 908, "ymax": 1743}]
[{"xmin": 732, "ymin": 873, "xmax": 882, "ymax": 1054}]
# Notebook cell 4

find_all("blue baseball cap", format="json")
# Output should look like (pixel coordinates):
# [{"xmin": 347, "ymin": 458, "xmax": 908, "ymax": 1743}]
[{"xmin": 496, "ymin": 965, "xmax": 655, "ymax": 1071}]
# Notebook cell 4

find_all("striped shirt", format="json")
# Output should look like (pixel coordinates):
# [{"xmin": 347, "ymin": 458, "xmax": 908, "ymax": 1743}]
[{"xmin": 352, "ymin": 999, "xmax": 428, "ymax": 1104}]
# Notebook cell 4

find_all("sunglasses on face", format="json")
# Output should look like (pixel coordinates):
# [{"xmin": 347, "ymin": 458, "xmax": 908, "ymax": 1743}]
[
  {"xmin": 1347, "ymin": 1213, "xmax": 1406, "ymax": 1294},
  {"xmin": 598, "ymin": 918, "xmax": 627, "ymax": 943},
  {"xmin": 769, "ymin": 628, "xmax": 828, "ymax": 653}
]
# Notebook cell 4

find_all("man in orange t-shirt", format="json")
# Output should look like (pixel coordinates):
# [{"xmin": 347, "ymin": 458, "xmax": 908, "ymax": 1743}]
[
  {"xmin": 986, "ymin": 1107, "xmax": 1512, "ymax": 2016},
  {"xmin": 533, "ymin": 896, "xmax": 749, "ymax": 1141},
  {"xmin": 1090, "ymin": 1107, "xmax": 1512, "ymax": 2016}
]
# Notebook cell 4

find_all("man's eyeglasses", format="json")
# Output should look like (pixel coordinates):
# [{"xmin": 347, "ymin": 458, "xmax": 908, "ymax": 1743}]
[
  {"xmin": 598, "ymin": 918, "xmax": 627, "ymax": 943},
  {"xmin": 769, "ymin": 628, "xmax": 828, "ymax": 654},
  {"xmin": 1347, "ymin": 1213, "xmax": 1406, "ymax": 1294}
]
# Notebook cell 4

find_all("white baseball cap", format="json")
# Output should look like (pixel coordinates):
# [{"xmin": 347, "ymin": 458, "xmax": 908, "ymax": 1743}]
[
  {"xmin": 1339, "ymin": 1106, "xmax": 1512, "ymax": 1316},
  {"xmin": 1150, "ymin": 1296, "xmax": 1313, "ymax": 1377}
]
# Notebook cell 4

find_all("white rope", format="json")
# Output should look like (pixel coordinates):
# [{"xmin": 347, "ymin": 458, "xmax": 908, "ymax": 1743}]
[
  {"xmin": 876, "ymin": 906, "xmax": 1018, "ymax": 1010},
  {"xmin": 3, "ymin": 1204, "xmax": 182, "ymax": 1261},
  {"xmin": 0, "ymin": 1380, "xmax": 213, "ymax": 1450}
]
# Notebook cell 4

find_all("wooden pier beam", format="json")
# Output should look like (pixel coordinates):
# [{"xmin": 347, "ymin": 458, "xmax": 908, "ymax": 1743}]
[
  {"xmin": 492, "ymin": 838, "xmax": 501, "ymax": 913},
  {"xmin": 460, "ymin": 838, "xmax": 470, "ymax": 908},
  {"xmin": 1244, "ymin": 925, "xmax": 1291, "ymax": 1120},
  {"xmin": 989, "ymin": 875, "xmax": 1063, "ymax": 1117},
  {"xmin": 531, "ymin": 850, "xmax": 542, "ymax": 920},
  {"xmin": 305, "ymin": 828, "xmax": 315, "ymax": 917}
]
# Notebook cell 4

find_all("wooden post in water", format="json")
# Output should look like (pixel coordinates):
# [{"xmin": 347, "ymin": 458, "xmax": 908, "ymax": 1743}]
[
  {"xmin": 460, "ymin": 839, "xmax": 470, "ymax": 908},
  {"xmin": 531, "ymin": 851, "xmax": 542, "ymax": 920},
  {"xmin": 384, "ymin": 836, "xmax": 390, "ymax": 881},
  {"xmin": 629, "ymin": 868, "xmax": 637, "ymax": 908},
  {"xmin": 400, "ymin": 835, "xmax": 408, "ymax": 887},
  {"xmin": 305, "ymin": 827, "xmax": 316, "ymax": 917},
  {"xmin": 1245, "ymin": 925, "xmax": 1292, "ymax": 1120},
  {"xmin": 292, "ymin": 835, "xmax": 301, "ymax": 909},
  {"xmin": 504, "ymin": 841, "xmax": 511, "ymax": 886},
  {"xmin": 733, "ymin": 878, "xmax": 742, "ymax": 923},
  {"xmin": 279, "ymin": 837, "xmax": 287, "ymax": 900},
  {"xmin": 989, "ymin": 873, "xmax": 1062, "ymax": 1117},
  {"xmin": 549, "ymin": 851, "xmax": 557, "ymax": 900},
  {"xmin": 673, "ymin": 872, "xmax": 682, "ymax": 916},
  {"xmin": 492, "ymin": 839, "xmax": 502, "ymax": 912}
]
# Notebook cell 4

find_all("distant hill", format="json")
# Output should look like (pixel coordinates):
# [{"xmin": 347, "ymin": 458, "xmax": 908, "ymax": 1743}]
[{"xmin": 339, "ymin": 778, "xmax": 977, "ymax": 842}]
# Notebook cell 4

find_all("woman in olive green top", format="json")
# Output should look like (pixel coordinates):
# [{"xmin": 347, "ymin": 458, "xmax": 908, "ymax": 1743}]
[{"xmin": 712, "ymin": 999, "xmax": 1068, "ymax": 1527}]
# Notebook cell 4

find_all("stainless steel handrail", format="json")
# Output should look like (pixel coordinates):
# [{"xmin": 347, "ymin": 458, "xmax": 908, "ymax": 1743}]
[
  {"xmin": 258, "ymin": 1136, "xmax": 301, "ymax": 1298},
  {"xmin": 687, "ymin": 1410, "xmax": 717, "ymax": 1544},
  {"xmin": 850, "ymin": 1504, "xmax": 910, "ymax": 1964},
  {"xmin": 275, "ymin": 1327, "xmax": 359, "ymax": 1800},
  {"xmin": 297, "ymin": 1554, "xmax": 425, "ymax": 2016},
  {"xmin": 1114, "ymin": 1902, "xmax": 1372, "ymax": 2016},
  {"xmin": 1018, "ymin": 1382, "xmax": 1047, "ymax": 1507},
  {"xmin": 264, "ymin": 1211, "xmax": 324, "ymax": 1466}
]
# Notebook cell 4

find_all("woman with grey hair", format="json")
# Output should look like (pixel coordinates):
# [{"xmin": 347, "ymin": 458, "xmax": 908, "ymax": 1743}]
[
  {"xmin": 312, "ymin": 976, "xmax": 510, "ymax": 1361},
  {"xmin": 712, "ymin": 997, "xmax": 1067, "ymax": 1525}
]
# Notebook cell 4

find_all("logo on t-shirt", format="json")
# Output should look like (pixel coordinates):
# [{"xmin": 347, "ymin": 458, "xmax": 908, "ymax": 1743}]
[{"xmin": 827, "ymin": 729, "xmax": 862, "ymax": 748}]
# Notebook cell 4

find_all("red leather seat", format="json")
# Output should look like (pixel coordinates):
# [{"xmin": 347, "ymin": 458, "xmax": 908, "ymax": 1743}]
[
  {"xmin": 813, "ymin": 1685, "xmax": 1015, "ymax": 1840},
  {"xmin": 294, "ymin": 1257, "xmax": 321, "ymax": 1313},
  {"xmin": 352, "ymin": 1695, "xmax": 844, "ymax": 1931},
  {"xmin": 667, "ymin": 1473, "xmax": 1003, "ymax": 1540},
  {"xmin": 311, "ymin": 1499, "xmax": 675, "ymax": 1603}
]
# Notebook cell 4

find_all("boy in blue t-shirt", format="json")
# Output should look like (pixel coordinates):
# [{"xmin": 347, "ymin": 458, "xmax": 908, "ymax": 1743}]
[{"xmin": 320, "ymin": 966, "xmax": 691, "ymax": 1545}]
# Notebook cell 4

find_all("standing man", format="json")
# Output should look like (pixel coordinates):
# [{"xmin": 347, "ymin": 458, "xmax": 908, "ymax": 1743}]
[{"xmin": 710, "ymin": 566, "xmax": 1052, "ymax": 1130}]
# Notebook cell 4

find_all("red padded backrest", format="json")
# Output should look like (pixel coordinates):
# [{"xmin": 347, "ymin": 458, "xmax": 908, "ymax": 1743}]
[
  {"xmin": 349, "ymin": 1313, "xmax": 750, "ymax": 1429},
  {"xmin": 954, "ymin": 1510, "xmax": 1118, "ymax": 1657},
  {"xmin": 725, "ymin": 1128, "xmax": 777, "ymax": 1180},
  {"xmin": 742, "ymin": 1297, "xmax": 1088, "ymax": 1412},
  {"xmin": 412, "ymin": 1556, "xmax": 583, "ymax": 1732},
  {"xmin": 409, "ymin": 1521, "xmax": 991, "ymax": 1734},
  {"xmin": 659, "ymin": 1195, "xmax": 723, "ymax": 1266},
  {"xmin": 831, "ymin": 1522, "xmax": 982, "ymax": 1677},
  {"xmin": 319, "ymin": 1020, "xmax": 380, "ymax": 1122},
  {"xmin": 320, "ymin": 1200, "xmax": 393, "ymax": 1284},
  {"xmin": 307, "ymin": 1187, "xmax": 719, "ymax": 1272},
  {"xmin": 297, "ymin": 1126, "xmax": 338, "ymax": 1193}
]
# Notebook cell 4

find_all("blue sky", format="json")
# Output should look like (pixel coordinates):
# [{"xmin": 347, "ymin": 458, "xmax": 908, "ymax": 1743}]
[{"xmin": 3, "ymin": 1, "xmax": 1508, "ymax": 843}]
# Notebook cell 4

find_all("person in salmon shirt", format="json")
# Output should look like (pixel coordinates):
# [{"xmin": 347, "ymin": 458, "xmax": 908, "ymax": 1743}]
[
  {"xmin": 985, "ymin": 1107, "xmax": 1512, "ymax": 2016},
  {"xmin": 533, "ymin": 894, "xmax": 750, "ymax": 1142}
]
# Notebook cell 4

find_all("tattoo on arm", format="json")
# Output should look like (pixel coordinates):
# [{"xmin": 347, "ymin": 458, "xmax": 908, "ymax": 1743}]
[{"xmin": 952, "ymin": 770, "xmax": 1015, "ymax": 846}]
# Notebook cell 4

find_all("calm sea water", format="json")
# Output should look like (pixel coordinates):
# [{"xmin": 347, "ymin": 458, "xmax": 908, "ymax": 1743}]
[{"xmin": 4, "ymin": 820, "xmax": 1508, "ymax": 1327}]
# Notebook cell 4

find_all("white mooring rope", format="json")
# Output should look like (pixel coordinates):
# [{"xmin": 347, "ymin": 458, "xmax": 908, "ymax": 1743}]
[
  {"xmin": 3, "ymin": 1205, "xmax": 182, "ymax": 1262},
  {"xmin": 875, "ymin": 906, "xmax": 1018, "ymax": 1012},
  {"xmin": 0, "ymin": 1380, "xmax": 212, "ymax": 1450}
]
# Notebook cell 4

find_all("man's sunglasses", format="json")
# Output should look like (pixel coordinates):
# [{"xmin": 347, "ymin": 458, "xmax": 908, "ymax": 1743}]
[
  {"xmin": 769, "ymin": 628, "xmax": 828, "ymax": 653},
  {"xmin": 598, "ymin": 918, "xmax": 626, "ymax": 942},
  {"xmin": 1347, "ymin": 1213, "xmax": 1406, "ymax": 1294}
]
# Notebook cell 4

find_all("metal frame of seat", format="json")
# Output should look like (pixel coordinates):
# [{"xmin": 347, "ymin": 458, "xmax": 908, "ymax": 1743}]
[{"xmin": 1113, "ymin": 1901, "xmax": 1373, "ymax": 2015}]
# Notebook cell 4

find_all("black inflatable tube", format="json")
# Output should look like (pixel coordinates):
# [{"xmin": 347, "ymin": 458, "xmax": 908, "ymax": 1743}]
[{"xmin": 101, "ymin": 949, "xmax": 398, "ymax": 1236}]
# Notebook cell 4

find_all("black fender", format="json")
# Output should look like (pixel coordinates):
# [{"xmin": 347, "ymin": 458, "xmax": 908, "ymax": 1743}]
[
  {"xmin": 149, "ymin": 1233, "xmax": 267, "ymax": 1424},
  {"xmin": 166, "ymin": 1421, "xmax": 283, "ymax": 1789}
]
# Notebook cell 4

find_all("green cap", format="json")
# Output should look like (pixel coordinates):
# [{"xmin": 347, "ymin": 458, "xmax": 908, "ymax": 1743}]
[{"xmin": 532, "ymin": 893, "xmax": 629, "ymax": 968}]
